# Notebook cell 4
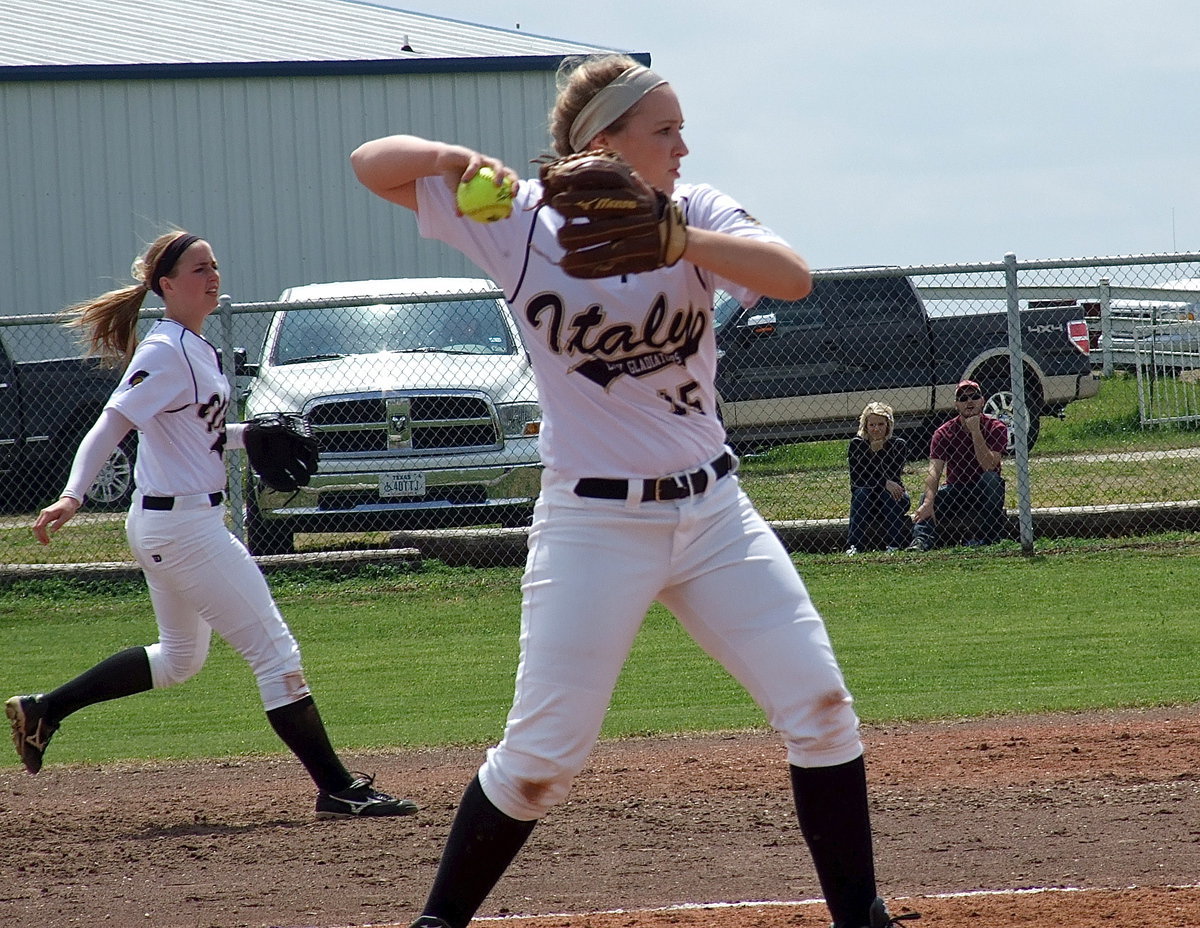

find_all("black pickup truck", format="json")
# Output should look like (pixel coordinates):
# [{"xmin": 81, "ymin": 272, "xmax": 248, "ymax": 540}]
[
  {"xmin": 714, "ymin": 272, "xmax": 1098, "ymax": 455},
  {"xmin": 0, "ymin": 334, "xmax": 133, "ymax": 509}
]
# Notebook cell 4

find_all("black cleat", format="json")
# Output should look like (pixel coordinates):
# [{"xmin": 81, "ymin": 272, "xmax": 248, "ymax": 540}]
[
  {"xmin": 833, "ymin": 897, "xmax": 921, "ymax": 928},
  {"xmin": 6, "ymin": 694, "xmax": 59, "ymax": 775},
  {"xmin": 410, "ymin": 918, "xmax": 452, "ymax": 928},
  {"xmin": 315, "ymin": 772, "xmax": 419, "ymax": 819}
]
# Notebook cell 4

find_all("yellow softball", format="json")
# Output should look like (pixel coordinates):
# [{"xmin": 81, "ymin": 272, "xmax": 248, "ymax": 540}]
[{"xmin": 456, "ymin": 166, "xmax": 515, "ymax": 223}]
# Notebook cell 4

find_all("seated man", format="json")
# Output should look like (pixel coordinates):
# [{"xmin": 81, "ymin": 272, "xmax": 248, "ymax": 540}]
[{"xmin": 910, "ymin": 380, "xmax": 1008, "ymax": 550}]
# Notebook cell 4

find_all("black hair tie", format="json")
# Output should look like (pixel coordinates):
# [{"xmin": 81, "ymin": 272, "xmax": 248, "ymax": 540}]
[{"xmin": 149, "ymin": 233, "xmax": 201, "ymax": 297}]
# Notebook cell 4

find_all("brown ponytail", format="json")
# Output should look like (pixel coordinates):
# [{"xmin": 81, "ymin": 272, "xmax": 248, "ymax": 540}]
[{"xmin": 62, "ymin": 230, "xmax": 191, "ymax": 367}]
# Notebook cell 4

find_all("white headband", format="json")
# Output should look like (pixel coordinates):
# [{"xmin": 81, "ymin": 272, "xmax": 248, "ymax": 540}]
[{"xmin": 568, "ymin": 65, "xmax": 668, "ymax": 153}]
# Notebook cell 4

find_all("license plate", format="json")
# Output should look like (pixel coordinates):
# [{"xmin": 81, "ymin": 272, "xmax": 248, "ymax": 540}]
[{"xmin": 379, "ymin": 472, "xmax": 427, "ymax": 498}]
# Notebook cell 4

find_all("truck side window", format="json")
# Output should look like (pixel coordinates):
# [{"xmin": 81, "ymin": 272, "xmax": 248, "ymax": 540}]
[
  {"xmin": 760, "ymin": 297, "xmax": 826, "ymax": 331},
  {"xmin": 832, "ymin": 277, "xmax": 919, "ymax": 325}
]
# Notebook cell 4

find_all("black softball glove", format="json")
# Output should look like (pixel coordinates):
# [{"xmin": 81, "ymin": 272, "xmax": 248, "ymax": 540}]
[{"xmin": 243, "ymin": 413, "xmax": 319, "ymax": 493}]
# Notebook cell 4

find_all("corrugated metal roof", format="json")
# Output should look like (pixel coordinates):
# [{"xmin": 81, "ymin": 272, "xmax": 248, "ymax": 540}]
[{"xmin": 1, "ymin": 0, "xmax": 613, "ymax": 70}]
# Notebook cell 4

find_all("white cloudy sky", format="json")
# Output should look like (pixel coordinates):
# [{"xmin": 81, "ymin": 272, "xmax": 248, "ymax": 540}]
[{"xmin": 386, "ymin": 0, "xmax": 1200, "ymax": 270}]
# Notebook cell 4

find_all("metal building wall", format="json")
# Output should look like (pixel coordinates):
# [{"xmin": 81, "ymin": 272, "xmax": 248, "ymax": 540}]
[{"xmin": 0, "ymin": 68, "xmax": 555, "ymax": 358}]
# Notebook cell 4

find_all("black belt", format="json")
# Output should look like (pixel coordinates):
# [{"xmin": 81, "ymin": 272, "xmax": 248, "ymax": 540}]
[
  {"xmin": 141, "ymin": 492, "xmax": 224, "ymax": 510},
  {"xmin": 574, "ymin": 452, "xmax": 735, "ymax": 503}
]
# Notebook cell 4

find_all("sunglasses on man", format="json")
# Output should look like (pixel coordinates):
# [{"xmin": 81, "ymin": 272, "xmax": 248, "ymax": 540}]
[{"xmin": 956, "ymin": 392, "xmax": 983, "ymax": 401}]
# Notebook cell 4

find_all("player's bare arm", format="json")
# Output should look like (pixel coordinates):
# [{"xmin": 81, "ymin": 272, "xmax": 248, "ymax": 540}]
[
  {"xmin": 32, "ymin": 496, "xmax": 82, "ymax": 545},
  {"xmin": 972, "ymin": 428, "xmax": 1003, "ymax": 470},
  {"xmin": 958, "ymin": 412, "xmax": 1001, "ymax": 470},
  {"xmin": 683, "ymin": 230, "xmax": 811, "ymax": 300},
  {"xmin": 351, "ymin": 135, "xmax": 518, "ymax": 212},
  {"xmin": 913, "ymin": 459, "xmax": 945, "ymax": 522}
]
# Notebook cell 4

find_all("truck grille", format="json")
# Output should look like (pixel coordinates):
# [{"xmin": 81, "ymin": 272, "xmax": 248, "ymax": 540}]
[{"xmin": 306, "ymin": 391, "xmax": 502, "ymax": 454}]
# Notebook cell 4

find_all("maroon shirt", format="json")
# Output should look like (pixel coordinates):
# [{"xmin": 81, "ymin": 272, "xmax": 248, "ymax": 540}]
[{"xmin": 930, "ymin": 414, "xmax": 1007, "ymax": 485}]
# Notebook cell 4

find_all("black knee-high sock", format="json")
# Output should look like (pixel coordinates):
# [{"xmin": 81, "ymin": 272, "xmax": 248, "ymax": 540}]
[
  {"xmin": 790, "ymin": 755, "xmax": 877, "ymax": 926},
  {"xmin": 422, "ymin": 774, "xmax": 537, "ymax": 928},
  {"xmin": 43, "ymin": 646, "xmax": 153, "ymax": 723},
  {"xmin": 265, "ymin": 695, "xmax": 352, "ymax": 793}
]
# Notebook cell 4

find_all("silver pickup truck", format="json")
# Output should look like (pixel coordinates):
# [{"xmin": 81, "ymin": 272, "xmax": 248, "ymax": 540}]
[{"xmin": 240, "ymin": 278, "xmax": 542, "ymax": 555}]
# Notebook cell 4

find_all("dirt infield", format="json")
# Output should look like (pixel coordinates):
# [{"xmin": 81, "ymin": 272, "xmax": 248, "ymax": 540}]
[{"xmin": 1, "ymin": 705, "xmax": 1197, "ymax": 928}]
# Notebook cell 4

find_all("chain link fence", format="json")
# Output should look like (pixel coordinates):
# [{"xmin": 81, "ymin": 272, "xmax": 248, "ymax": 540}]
[{"xmin": 2, "ymin": 252, "xmax": 1198, "ymax": 568}]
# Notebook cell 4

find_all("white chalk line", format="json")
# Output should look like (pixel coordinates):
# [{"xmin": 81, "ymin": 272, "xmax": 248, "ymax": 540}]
[
  {"xmin": 472, "ymin": 883, "xmax": 1200, "ymax": 920},
  {"xmin": 303, "ymin": 883, "xmax": 1200, "ymax": 928}
]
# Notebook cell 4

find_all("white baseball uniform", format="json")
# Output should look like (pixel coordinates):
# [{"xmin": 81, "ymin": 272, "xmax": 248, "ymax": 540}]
[
  {"xmin": 417, "ymin": 175, "xmax": 863, "ymax": 821},
  {"xmin": 64, "ymin": 319, "xmax": 308, "ymax": 710}
]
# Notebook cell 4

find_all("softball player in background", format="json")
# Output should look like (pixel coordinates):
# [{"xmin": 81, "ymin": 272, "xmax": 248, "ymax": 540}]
[
  {"xmin": 8, "ymin": 231, "xmax": 417, "ymax": 820},
  {"xmin": 352, "ymin": 54, "xmax": 916, "ymax": 928}
]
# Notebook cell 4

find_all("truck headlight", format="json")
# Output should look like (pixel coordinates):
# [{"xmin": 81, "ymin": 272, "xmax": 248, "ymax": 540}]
[{"xmin": 497, "ymin": 402, "xmax": 541, "ymax": 439}]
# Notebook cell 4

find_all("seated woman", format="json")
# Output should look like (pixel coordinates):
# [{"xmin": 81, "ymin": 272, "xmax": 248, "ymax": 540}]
[{"xmin": 846, "ymin": 402, "xmax": 912, "ymax": 554}]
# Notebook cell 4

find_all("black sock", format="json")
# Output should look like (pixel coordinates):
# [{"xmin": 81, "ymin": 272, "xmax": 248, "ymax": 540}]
[
  {"xmin": 43, "ymin": 646, "xmax": 153, "ymax": 723},
  {"xmin": 790, "ymin": 755, "xmax": 877, "ymax": 926},
  {"xmin": 265, "ymin": 695, "xmax": 351, "ymax": 793},
  {"xmin": 422, "ymin": 774, "xmax": 537, "ymax": 928}
]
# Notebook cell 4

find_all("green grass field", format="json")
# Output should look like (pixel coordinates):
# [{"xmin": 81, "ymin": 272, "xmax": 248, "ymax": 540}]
[{"xmin": 2, "ymin": 545, "xmax": 1196, "ymax": 770}]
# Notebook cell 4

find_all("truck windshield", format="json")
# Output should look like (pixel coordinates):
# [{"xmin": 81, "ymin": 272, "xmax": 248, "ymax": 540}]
[
  {"xmin": 712, "ymin": 292, "xmax": 743, "ymax": 331},
  {"xmin": 273, "ymin": 298, "xmax": 516, "ymax": 364}
]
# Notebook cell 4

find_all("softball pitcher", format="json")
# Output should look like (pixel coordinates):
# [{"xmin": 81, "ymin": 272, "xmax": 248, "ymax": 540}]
[
  {"xmin": 352, "ymin": 55, "xmax": 917, "ymax": 928},
  {"xmin": 8, "ymin": 231, "xmax": 416, "ymax": 820}
]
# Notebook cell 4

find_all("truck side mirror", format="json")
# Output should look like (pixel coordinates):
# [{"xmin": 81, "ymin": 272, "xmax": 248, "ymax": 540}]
[{"xmin": 233, "ymin": 347, "xmax": 258, "ymax": 377}]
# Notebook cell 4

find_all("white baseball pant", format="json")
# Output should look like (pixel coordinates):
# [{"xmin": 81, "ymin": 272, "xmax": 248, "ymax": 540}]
[
  {"xmin": 479, "ymin": 467, "xmax": 863, "ymax": 821},
  {"xmin": 125, "ymin": 494, "xmax": 309, "ymax": 711}
]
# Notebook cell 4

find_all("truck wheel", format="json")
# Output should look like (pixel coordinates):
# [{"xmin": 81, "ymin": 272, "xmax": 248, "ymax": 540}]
[
  {"xmin": 980, "ymin": 378, "xmax": 1042, "ymax": 453},
  {"xmin": 245, "ymin": 497, "xmax": 295, "ymax": 556},
  {"xmin": 86, "ymin": 433, "xmax": 138, "ymax": 510}
]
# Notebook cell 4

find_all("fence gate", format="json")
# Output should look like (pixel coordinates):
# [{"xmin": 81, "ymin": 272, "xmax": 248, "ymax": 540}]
[{"xmin": 1133, "ymin": 320, "xmax": 1200, "ymax": 426}]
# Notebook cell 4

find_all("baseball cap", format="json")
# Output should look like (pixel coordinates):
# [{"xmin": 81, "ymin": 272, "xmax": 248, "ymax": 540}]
[{"xmin": 955, "ymin": 379, "xmax": 981, "ymax": 398}]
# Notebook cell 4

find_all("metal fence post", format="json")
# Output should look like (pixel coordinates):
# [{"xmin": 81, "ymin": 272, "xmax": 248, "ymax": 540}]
[
  {"xmin": 1004, "ymin": 252, "xmax": 1034, "ymax": 552},
  {"xmin": 217, "ymin": 294, "xmax": 246, "ymax": 541},
  {"xmin": 1098, "ymin": 277, "xmax": 1112, "ymax": 376}
]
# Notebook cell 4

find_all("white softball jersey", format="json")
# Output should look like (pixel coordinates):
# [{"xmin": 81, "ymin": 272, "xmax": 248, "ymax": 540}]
[
  {"xmin": 417, "ymin": 175, "xmax": 787, "ymax": 480},
  {"xmin": 107, "ymin": 318, "xmax": 231, "ymax": 497}
]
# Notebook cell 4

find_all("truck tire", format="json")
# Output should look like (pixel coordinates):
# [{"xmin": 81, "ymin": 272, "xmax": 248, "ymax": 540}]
[
  {"xmin": 245, "ymin": 496, "xmax": 295, "ymax": 556},
  {"xmin": 85, "ymin": 433, "xmax": 138, "ymax": 511},
  {"xmin": 978, "ymin": 371, "xmax": 1042, "ymax": 454}
]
